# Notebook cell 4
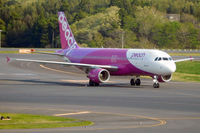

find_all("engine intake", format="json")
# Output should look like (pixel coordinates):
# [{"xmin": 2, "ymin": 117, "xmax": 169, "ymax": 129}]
[
  {"xmin": 158, "ymin": 74, "xmax": 172, "ymax": 82},
  {"xmin": 88, "ymin": 68, "xmax": 110, "ymax": 83}
]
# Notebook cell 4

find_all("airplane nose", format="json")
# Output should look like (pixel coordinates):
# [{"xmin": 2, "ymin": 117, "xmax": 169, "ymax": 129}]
[{"xmin": 167, "ymin": 62, "xmax": 176, "ymax": 73}]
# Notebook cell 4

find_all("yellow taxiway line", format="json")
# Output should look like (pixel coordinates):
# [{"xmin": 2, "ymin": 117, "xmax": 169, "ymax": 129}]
[
  {"xmin": 54, "ymin": 111, "xmax": 91, "ymax": 116},
  {"xmin": 40, "ymin": 64, "xmax": 80, "ymax": 76}
]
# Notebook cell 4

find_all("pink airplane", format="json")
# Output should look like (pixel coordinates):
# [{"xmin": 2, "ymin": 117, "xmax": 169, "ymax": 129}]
[{"xmin": 9, "ymin": 12, "xmax": 194, "ymax": 88}]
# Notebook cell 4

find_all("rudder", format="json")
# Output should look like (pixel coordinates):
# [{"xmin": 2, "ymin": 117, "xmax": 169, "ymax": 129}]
[{"xmin": 58, "ymin": 12, "xmax": 79, "ymax": 49}]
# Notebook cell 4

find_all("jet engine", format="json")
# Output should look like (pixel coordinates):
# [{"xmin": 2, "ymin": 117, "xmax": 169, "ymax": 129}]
[
  {"xmin": 158, "ymin": 74, "xmax": 172, "ymax": 82},
  {"xmin": 88, "ymin": 68, "xmax": 110, "ymax": 83}
]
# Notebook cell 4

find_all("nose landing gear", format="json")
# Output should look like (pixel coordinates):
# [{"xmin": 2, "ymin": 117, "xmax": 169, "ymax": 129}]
[{"xmin": 153, "ymin": 76, "xmax": 159, "ymax": 88}]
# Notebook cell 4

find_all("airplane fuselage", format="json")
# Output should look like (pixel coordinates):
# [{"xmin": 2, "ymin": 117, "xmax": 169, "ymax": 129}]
[{"xmin": 62, "ymin": 48, "xmax": 176, "ymax": 77}]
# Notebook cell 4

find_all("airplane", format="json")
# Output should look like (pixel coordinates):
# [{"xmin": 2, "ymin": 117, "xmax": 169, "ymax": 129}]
[{"xmin": 7, "ymin": 12, "xmax": 194, "ymax": 88}]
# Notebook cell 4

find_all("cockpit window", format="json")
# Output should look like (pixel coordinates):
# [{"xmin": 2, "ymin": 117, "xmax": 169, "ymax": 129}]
[
  {"xmin": 163, "ymin": 57, "xmax": 168, "ymax": 61},
  {"xmin": 154, "ymin": 57, "xmax": 158, "ymax": 61},
  {"xmin": 155, "ymin": 57, "xmax": 172, "ymax": 61}
]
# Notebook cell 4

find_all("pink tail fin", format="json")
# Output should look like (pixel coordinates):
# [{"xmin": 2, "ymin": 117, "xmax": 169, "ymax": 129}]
[{"xmin": 58, "ymin": 12, "xmax": 79, "ymax": 49}]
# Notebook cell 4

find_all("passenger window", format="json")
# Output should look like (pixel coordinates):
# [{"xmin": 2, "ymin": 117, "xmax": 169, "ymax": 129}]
[
  {"xmin": 158, "ymin": 57, "xmax": 161, "ymax": 61},
  {"xmin": 154, "ymin": 57, "xmax": 158, "ymax": 61}
]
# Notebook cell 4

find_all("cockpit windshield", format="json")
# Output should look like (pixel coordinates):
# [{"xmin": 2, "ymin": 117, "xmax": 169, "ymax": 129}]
[
  {"xmin": 154, "ymin": 57, "xmax": 172, "ymax": 61},
  {"xmin": 163, "ymin": 57, "xmax": 168, "ymax": 61}
]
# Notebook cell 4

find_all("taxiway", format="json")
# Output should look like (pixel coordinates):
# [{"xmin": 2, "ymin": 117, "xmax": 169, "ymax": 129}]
[{"xmin": 0, "ymin": 53, "xmax": 200, "ymax": 133}]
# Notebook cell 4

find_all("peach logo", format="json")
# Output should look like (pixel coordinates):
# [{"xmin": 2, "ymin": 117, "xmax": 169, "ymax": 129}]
[{"xmin": 59, "ymin": 13, "xmax": 77, "ymax": 50}]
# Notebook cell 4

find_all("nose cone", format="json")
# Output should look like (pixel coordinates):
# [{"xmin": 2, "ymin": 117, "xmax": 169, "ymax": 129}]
[
  {"xmin": 160, "ymin": 62, "xmax": 176, "ymax": 75},
  {"xmin": 167, "ymin": 62, "xmax": 176, "ymax": 74}
]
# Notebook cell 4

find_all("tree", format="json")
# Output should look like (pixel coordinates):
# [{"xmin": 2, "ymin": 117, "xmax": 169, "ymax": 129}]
[
  {"xmin": 152, "ymin": 22, "xmax": 181, "ymax": 48},
  {"xmin": 177, "ymin": 23, "xmax": 200, "ymax": 48},
  {"xmin": 134, "ymin": 6, "xmax": 167, "ymax": 38},
  {"xmin": 90, "ymin": 32, "xmax": 104, "ymax": 47},
  {"xmin": 0, "ymin": 19, "xmax": 6, "ymax": 46}
]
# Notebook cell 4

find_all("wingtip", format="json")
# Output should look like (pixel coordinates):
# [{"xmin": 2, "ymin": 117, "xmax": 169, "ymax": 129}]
[
  {"xmin": 6, "ymin": 57, "xmax": 10, "ymax": 63},
  {"xmin": 189, "ymin": 56, "xmax": 194, "ymax": 61}
]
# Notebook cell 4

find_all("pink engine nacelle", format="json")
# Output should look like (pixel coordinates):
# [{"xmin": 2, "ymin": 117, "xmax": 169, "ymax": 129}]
[{"xmin": 88, "ymin": 68, "xmax": 110, "ymax": 83}]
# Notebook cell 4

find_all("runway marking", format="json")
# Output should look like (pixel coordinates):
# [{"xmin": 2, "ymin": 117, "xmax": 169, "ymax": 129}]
[
  {"xmin": 51, "ymin": 111, "xmax": 167, "ymax": 130},
  {"xmin": 160, "ymin": 117, "xmax": 200, "ymax": 120},
  {"xmin": 40, "ymin": 65, "xmax": 117, "ymax": 83},
  {"xmin": 0, "ymin": 73, "xmax": 36, "ymax": 76},
  {"xmin": 61, "ymin": 79, "xmax": 89, "ymax": 83},
  {"xmin": 92, "ymin": 111, "xmax": 167, "ymax": 129},
  {"xmin": 54, "ymin": 112, "xmax": 166, "ymax": 130},
  {"xmin": 40, "ymin": 64, "xmax": 80, "ymax": 76},
  {"xmin": 54, "ymin": 111, "xmax": 91, "ymax": 116}
]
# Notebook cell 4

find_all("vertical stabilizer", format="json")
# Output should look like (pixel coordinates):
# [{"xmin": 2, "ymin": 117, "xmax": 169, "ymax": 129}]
[{"xmin": 58, "ymin": 12, "xmax": 79, "ymax": 49}]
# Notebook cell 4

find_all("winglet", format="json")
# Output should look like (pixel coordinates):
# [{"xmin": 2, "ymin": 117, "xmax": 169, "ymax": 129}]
[
  {"xmin": 190, "ymin": 56, "xmax": 193, "ymax": 61},
  {"xmin": 6, "ymin": 57, "xmax": 10, "ymax": 63}
]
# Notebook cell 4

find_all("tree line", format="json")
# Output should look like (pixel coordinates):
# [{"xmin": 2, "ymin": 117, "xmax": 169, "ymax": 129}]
[{"xmin": 0, "ymin": 0, "xmax": 200, "ymax": 49}]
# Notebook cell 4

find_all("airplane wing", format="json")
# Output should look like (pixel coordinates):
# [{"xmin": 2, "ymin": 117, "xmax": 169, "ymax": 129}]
[
  {"xmin": 7, "ymin": 57, "xmax": 118, "ymax": 71},
  {"xmin": 174, "ymin": 57, "xmax": 194, "ymax": 63}
]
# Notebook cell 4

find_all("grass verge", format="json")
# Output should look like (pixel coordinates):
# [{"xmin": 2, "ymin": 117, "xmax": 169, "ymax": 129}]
[
  {"xmin": 169, "ymin": 52, "xmax": 200, "ymax": 56},
  {"xmin": 173, "ymin": 61, "xmax": 200, "ymax": 82},
  {"xmin": 0, "ymin": 51, "xmax": 19, "ymax": 54},
  {"xmin": 173, "ymin": 72, "xmax": 200, "ymax": 82},
  {"xmin": 0, "ymin": 113, "xmax": 93, "ymax": 129},
  {"xmin": 176, "ymin": 61, "xmax": 200, "ymax": 75},
  {"xmin": 0, "ymin": 50, "xmax": 55, "ymax": 54}
]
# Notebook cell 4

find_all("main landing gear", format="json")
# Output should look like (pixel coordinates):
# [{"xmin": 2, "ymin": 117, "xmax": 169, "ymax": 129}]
[
  {"xmin": 153, "ymin": 76, "xmax": 159, "ymax": 88},
  {"xmin": 130, "ymin": 77, "xmax": 141, "ymax": 86},
  {"xmin": 89, "ymin": 80, "xmax": 99, "ymax": 86}
]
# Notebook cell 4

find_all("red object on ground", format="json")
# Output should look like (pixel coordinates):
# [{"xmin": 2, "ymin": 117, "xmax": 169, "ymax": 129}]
[{"xmin": 6, "ymin": 57, "xmax": 10, "ymax": 63}]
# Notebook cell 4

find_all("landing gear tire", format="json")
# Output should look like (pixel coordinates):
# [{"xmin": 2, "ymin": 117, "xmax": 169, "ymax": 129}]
[
  {"xmin": 130, "ymin": 78, "xmax": 135, "ymax": 86},
  {"xmin": 153, "ymin": 83, "xmax": 159, "ymax": 88},
  {"xmin": 135, "ymin": 79, "xmax": 141, "ymax": 86},
  {"xmin": 89, "ymin": 80, "xmax": 99, "ymax": 86},
  {"xmin": 94, "ymin": 83, "xmax": 99, "ymax": 86}
]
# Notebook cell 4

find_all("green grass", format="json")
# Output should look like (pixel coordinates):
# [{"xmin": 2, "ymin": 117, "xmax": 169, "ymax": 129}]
[
  {"xmin": 176, "ymin": 61, "xmax": 200, "ymax": 75},
  {"xmin": 173, "ymin": 72, "xmax": 200, "ymax": 82},
  {"xmin": 173, "ymin": 61, "xmax": 200, "ymax": 82},
  {"xmin": 0, "ymin": 113, "xmax": 93, "ymax": 129},
  {"xmin": 169, "ymin": 53, "xmax": 200, "ymax": 56},
  {"xmin": 0, "ymin": 50, "xmax": 54, "ymax": 54},
  {"xmin": 0, "ymin": 51, "xmax": 19, "ymax": 54}
]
